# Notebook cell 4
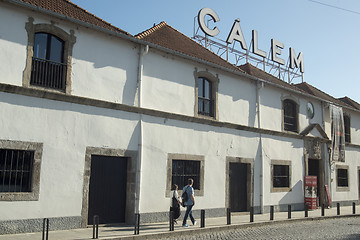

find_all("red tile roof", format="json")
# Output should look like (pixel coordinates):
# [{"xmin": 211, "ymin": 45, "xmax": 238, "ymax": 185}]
[
  {"xmin": 135, "ymin": 22, "xmax": 242, "ymax": 72},
  {"xmin": 239, "ymin": 63, "xmax": 306, "ymax": 93},
  {"xmin": 18, "ymin": 0, "xmax": 130, "ymax": 35},
  {"xmin": 338, "ymin": 96, "xmax": 360, "ymax": 111},
  {"xmin": 295, "ymin": 82, "xmax": 355, "ymax": 109}
]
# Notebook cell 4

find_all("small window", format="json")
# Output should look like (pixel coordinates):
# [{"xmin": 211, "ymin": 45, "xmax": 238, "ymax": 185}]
[
  {"xmin": 344, "ymin": 115, "xmax": 351, "ymax": 143},
  {"xmin": 271, "ymin": 160, "xmax": 291, "ymax": 192},
  {"xmin": 31, "ymin": 32, "xmax": 66, "ymax": 90},
  {"xmin": 172, "ymin": 160, "xmax": 200, "ymax": 190},
  {"xmin": 283, "ymin": 99, "xmax": 298, "ymax": 133},
  {"xmin": 198, "ymin": 77, "xmax": 214, "ymax": 117},
  {"xmin": 337, "ymin": 168, "xmax": 348, "ymax": 187},
  {"xmin": 273, "ymin": 165, "xmax": 289, "ymax": 188},
  {"xmin": 0, "ymin": 149, "xmax": 34, "ymax": 193}
]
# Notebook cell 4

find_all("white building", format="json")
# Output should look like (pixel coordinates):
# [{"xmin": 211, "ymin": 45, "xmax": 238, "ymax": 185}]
[{"xmin": 0, "ymin": 0, "xmax": 359, "ymax": 234}]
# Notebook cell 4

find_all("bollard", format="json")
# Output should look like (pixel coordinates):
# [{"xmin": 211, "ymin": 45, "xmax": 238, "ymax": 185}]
[
  {"xmin": 305, "ymin": 204, "xmax": 308, "ymax": 218},
  {"xmin": 353, "ymin": 202, "xmax": 356, "ymax": 214},
  {"xmin": 288, "ymin": 205, "xmax": 291, "ymax": 219},
  {"xmin": 92, "ymin": 215, "xmax": 99, "ymax": 239},
  {"xmin": 42, "ymin": 218, "xmax": 49, "ymax": 240},
  {"xmin": 134, "ymin": 213, "xmax": 140, "ymax": 235},
  {"xmin": 337, "ymin": 203, "xmax": 340, "ymax": 215},
  {"xmin": 200, "ymin": 209, "xmax": 205, "ymax": 228},
  {"xmin": 270, "ymin": 206, "xmax": 274, "ymax": 221},
  {"xmin": 226, "ymin": 208, "xmax": 231, "ymax": 225},
  {"xmin": 321, "ymin": 204, "xmax": 325, "ymax": 216},
  {"xmin": 169, "ymin": 211, "xmax": 174, "ymax": 231},
  {"xmin": 250, "ymin": 207, "xmax": 254, "ymax": 222}
]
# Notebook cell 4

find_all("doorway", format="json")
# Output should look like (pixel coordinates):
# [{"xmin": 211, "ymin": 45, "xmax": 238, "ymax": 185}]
[
  {"xmin": 308, "ymin": 158, "xmax": 322, "ymax": 206},
  {"xmin": 88, "ymin": 155, "xmax": 128, "ymax": 225},
  {"xmin": 229, "ymin": 162, "xmax": 249, "ymax": 212}
]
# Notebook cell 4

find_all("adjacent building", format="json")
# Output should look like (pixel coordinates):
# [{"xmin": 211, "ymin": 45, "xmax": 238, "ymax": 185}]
[{"xmin": 0, "ymin": 0, "xmax": 359, "ymax": 234}]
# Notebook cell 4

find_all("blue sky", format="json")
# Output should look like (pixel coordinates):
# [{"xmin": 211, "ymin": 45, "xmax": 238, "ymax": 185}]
[{"xmin": 71, "ymin": 0, "xmax": 360, "ymax": 103}]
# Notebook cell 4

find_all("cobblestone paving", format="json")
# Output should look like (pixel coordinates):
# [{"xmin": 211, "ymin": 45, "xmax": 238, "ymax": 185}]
[{"xmin": 155, "ymin": 217, "xmax": 360, "ymax": 240}]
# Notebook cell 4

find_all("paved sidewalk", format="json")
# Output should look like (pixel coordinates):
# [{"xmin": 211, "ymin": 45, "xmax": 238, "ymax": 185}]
[{"xmin": 1, "ymin": 205, "xmax": 359, "ymax": 240}]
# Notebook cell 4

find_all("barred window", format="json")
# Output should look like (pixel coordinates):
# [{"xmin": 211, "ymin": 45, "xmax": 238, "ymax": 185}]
[
  {"xmin": 337, "ymin": 168, "xmax": 348, "ymax": 187},
  {"xmin": 0, "ymin": 149, "xmax": 34, "ymax": 192},
  {"xmin": 31, "ymin": 32, "xmax": 66, "ymax": 90},
  {"xmin": 273, "ymin": 165, "xmax": 289, "ymax": 188},
  {"xmin": 172, "ymin": 160, "xmax": 200, "ymax": 190}
]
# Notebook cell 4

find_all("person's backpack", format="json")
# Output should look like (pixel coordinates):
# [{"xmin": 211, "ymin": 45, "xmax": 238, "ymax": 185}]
[{"xmin": 181, "ymin": 186, "xmax": 189, "ymax": 203}]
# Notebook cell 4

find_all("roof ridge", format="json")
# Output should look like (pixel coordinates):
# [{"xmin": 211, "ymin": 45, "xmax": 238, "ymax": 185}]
[
  {"xmin": 18, "ymin": 0, "xmax": 131, "ymax": 35},
  {"xmin": 135, "ymin": 21, "xmax": 168, "ymax": 39},
  {"xmin": 63, "ymin": 0, "xmax": 130, "ymax": 35}
]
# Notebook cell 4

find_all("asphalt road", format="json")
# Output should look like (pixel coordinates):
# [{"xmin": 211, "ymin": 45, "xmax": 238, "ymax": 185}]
[{"xmin": 155, "ymin": 217, "xmax": 360, "ymax": 240}]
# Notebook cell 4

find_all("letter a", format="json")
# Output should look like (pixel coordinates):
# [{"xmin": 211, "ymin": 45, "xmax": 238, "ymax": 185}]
[{"xmin": 226, "ymin": 19, "xmax": 247, "ymax": 50}]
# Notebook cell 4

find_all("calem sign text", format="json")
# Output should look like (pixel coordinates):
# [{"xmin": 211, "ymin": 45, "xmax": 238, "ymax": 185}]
[{"xmin": 198, "ymin": 8, "xmax": 304, "ymax": 73}]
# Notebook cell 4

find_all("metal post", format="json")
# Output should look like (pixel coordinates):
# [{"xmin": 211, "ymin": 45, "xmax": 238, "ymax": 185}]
[
  {"xmin": 321, "ymin": 204, "xmax": 325, "ymax": 216},
  {"xmin": 134, "ymin": 213, "xmax": 140, "ymax": 235},
  {"xmin": 353, "ymin": 202, "xmax": 356, "ymax": 214},
  {"xmin": 226, "ymin": 208, "xmax": 231, "ymax": 225},
  {"xmin": 42, "ymin": 218, "xmax": 49, "ymax": 240},
  {"xmin": 288, "ymin": 205, "xmax": 291, "ymax": 219},
  {"xmin": 250, "ymin": 207, "xmax": 254, "ymax": 222},
  {"xmin": 270, "ymin": 206, "xmax": 274, "ymax": 221},
  {"xmin": 305, "ymin": 204, "xmax": 308, "ymax": 218},
  {"xmin": 92, "ymin": 215, "xmax": 99, "ymax": 239},
  {"xmin": 337, "ymin": 203, "xmax": 340, "ymax": 215},
  {"xmin": 169, "ymin": 211, "xmax": 174, "ymax": 231},
  {"xmin": 200, "ymin": 209, "xmax": 205, "ymax": 228}
]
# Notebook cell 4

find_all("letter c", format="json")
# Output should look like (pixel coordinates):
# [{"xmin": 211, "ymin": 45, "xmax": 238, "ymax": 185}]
[{"xmin": 198, "ymin": 8, "xmax": 220, "ymax": 37}]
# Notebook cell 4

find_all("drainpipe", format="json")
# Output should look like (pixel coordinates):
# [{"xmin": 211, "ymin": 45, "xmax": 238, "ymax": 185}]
[
  {"xmin": 256, "ymin": 80, "xmax": 264, "ymax": 213},
  {"xmin": 135, "ymin": 44, "xmax": 149, "ymax": 216}
]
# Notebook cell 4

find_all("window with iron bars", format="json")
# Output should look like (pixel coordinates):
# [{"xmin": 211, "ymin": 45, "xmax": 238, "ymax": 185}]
[
  {"xmin": 0, "ymin": 149, "xmax": 34, "ymax": 193},
  {"xmin": 30, "ymin": 32, "xmax": 66, "ymax": 91},
  {"xmin": 273, "ymin": 165, "xmax": 290, "ymax": 188},
  {"xmin": 337, "ymin": 168, "xmax": 348, "ymax": 187},
  {"xmin": 172, "ymin": 160, "xmax": 200, "ymax": 190}
]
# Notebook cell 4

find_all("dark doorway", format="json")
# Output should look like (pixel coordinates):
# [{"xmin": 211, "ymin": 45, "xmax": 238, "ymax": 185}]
[
  {"xmin": 308, "ymin": 159, "xmax": 320, "ymax": 205},
  {"xmin": 88, "ymin": 155, "xmax": 127, "ymax": 225},
  {"xmin": 229, "ymin": 162, "xmax": 248, "ymax": 212}
]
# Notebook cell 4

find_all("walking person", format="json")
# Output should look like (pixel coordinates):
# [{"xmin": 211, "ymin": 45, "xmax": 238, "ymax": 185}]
[
  {"xmin": 170, "ymin": 184, "xmax": 181, "ymax": 224},
  {"xmin": 182, "ymin": 178, "xmax": 197, "ymax": 227}
]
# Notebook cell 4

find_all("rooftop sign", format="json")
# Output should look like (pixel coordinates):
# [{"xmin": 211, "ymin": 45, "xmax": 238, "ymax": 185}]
[{"xmin": 195, "ymin": 8, "xmax": 304, "ymax": 81}]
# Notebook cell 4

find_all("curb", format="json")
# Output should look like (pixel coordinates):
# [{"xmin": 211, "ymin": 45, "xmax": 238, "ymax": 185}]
[{"xmin": 114, "ymin": 214, "xmax": 360, "ymax": 240}]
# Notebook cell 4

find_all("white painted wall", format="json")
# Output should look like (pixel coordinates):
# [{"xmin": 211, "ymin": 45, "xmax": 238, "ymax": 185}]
[{"xmin": 0, "ymin": 92, "xmax": 139, "ymax": 220}]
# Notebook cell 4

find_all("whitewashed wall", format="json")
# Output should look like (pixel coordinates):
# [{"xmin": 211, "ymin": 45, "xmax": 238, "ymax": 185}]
[{"xmin": 0, "ymin": 92, "xmax": 139, "ymax": 220}]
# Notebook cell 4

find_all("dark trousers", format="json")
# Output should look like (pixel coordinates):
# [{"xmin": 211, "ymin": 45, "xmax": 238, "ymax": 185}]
[{"xmin": 182, "ymin": 204, "xmax": 195, "ymax": 226}]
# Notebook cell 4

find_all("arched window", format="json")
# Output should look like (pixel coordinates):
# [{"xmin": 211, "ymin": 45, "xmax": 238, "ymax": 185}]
[
  {"xmin": 198, "ymin": 77, "xmax": 214, "ymax": 117},
  {"xmin": 283, "ymin": 99, "xmax": 298, "ymax": 132},
  {"xmin": 30, "ymin": 32, "xmax": 66, "ymax": 90}
]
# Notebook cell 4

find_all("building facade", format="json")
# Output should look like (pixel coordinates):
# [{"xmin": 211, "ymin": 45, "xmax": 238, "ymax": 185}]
[{"xmin": 0, "ymin": 0, "xmax": 360, "ymax": 234}]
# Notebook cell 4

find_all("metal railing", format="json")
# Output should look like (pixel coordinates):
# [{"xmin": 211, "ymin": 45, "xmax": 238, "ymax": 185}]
[{"xmin": 30, "ymin": 57, "xmax": 67, "ymax": 91}]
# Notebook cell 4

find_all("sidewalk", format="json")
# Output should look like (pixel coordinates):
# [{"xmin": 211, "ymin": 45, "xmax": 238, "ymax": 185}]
[{"xmin": 1, "ymin": 205, "xmax": 359, "ymax": 240}]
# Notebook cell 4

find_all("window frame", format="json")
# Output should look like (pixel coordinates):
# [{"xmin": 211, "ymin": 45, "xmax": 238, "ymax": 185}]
[
  {"xmin": 194, "ymin": 69, "xmax": 219, "ymax": 120},
  {"xmin": 271, "ymin": 160, "xmax": 292, "ymax": 192},
  {"xmin": 24, "ymin": 17, "xmax": 76, "ymax": 94},
  {"xmin": 336, "ymin": 165, "xmax": 349, "ymax": 192},
  {"xmin": 166, "ymin": 154, "xmax": 204, "ymax": 197},
  {"xmin": 282, "ymin": 98, "xmax": 299, "ymax": 133},
  {"xmin": 0, "ymin": 140, "xmax": 43, "ymax": 201},
  {"xmin": 343, "ymin": 114, "xmax": 351, "ymax": 143}
]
